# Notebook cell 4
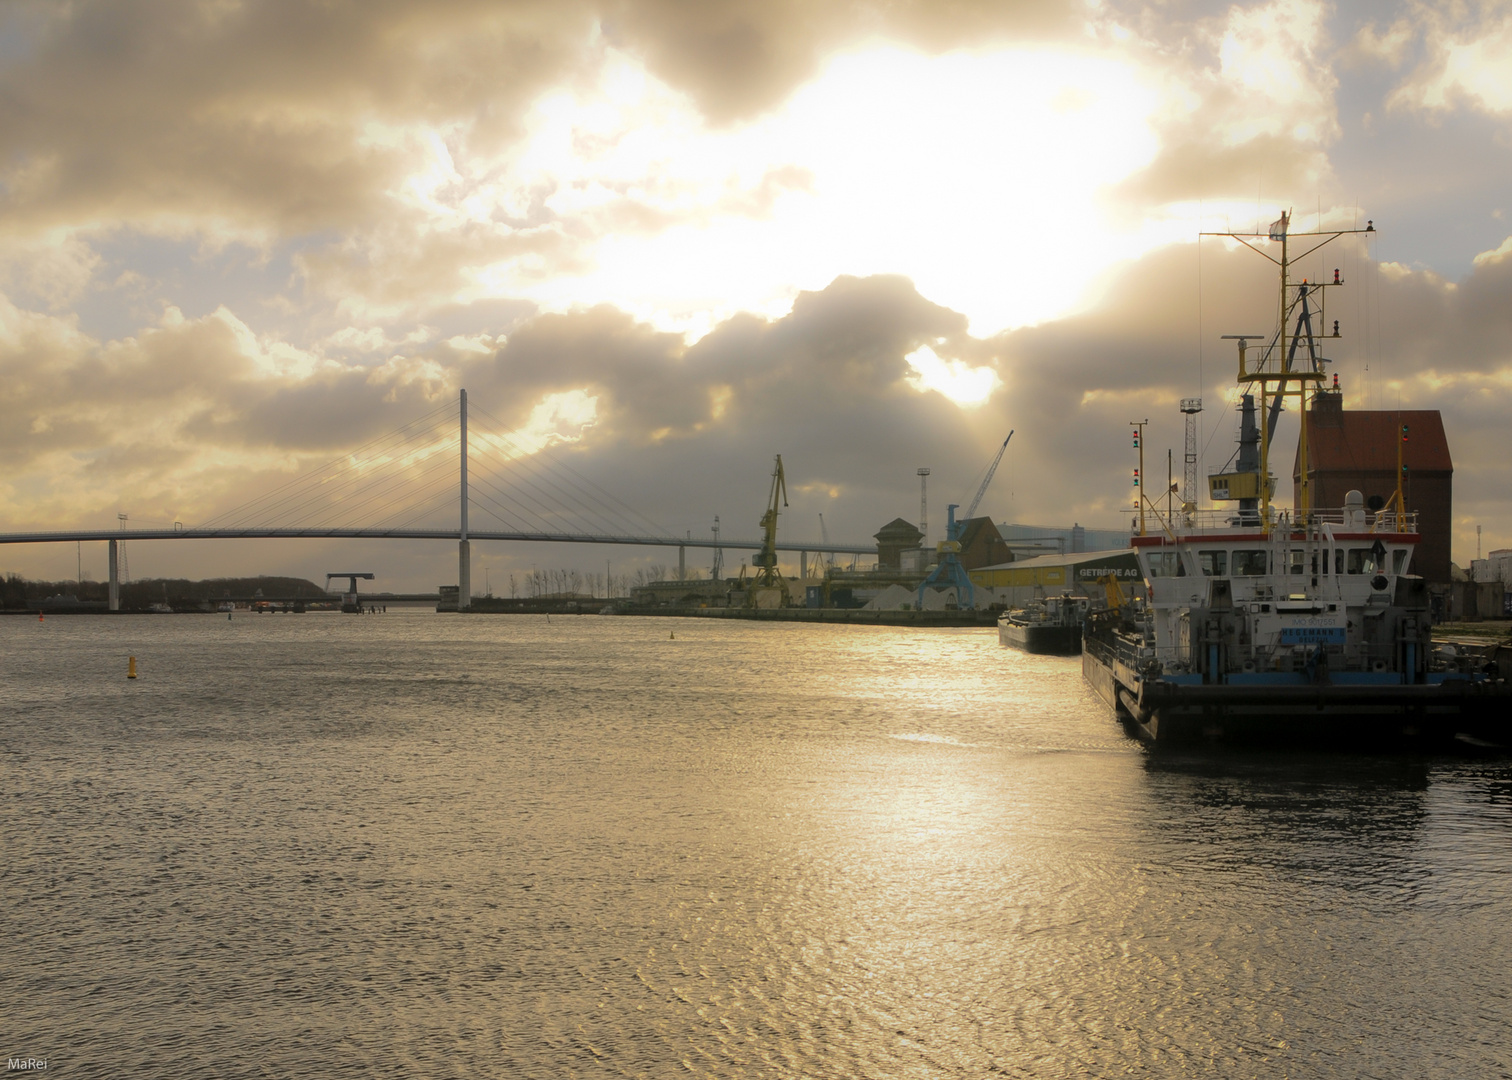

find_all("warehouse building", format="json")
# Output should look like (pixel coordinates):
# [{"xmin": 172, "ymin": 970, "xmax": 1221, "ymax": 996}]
[{"xmin": 969, "ymin": 549, "xmax": 1142, "ymax": 609}]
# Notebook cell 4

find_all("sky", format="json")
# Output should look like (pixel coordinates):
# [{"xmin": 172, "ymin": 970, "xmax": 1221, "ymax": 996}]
[{"xmin": 2, "ymin": 0, "xmax": 1510, "ymax": 590}]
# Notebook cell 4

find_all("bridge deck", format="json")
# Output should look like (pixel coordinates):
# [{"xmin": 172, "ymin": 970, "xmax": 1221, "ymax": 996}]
[{"xmin": 0, "ymin": 527, "xmax": 875, "ymax": 554}]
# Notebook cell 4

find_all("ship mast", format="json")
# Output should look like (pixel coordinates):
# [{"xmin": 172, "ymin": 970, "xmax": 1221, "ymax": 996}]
[{"xmin": 1201, "ymin": 212, "xmax": 1375, "ymax": 525}]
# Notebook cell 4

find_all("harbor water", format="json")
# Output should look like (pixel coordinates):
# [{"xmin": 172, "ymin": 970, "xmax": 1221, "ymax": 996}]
[{"xmin": 3, "ymin": 613, "xmax": 1509, "ymax": 1077}]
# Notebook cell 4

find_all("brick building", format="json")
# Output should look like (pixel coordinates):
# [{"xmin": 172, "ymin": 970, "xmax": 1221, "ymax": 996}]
[
  {"xmin": 957, "ymin": 516, "xmax": 1014, "ymax": 570},
  {"xmin": 1291, "ymin": 389, "xmax": 1453, "ymax": 583},
  {"xmin": 873, "ymin": 518, "xmax": 924, "ymax": 570}
]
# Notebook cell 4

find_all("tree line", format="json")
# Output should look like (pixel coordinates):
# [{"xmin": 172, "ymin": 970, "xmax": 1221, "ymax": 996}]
[{"xmin": 0, "ymin": 574, "xmax": 324, "ymax": 609}]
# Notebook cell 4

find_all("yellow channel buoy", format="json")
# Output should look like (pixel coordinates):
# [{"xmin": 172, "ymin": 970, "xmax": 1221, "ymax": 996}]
[
  {"xmin": 127, "ymin": 656, "xmax": 137, "ymax": 680},
  {"xmin": 669, "ymin": 631, "xmax": 675, "ymax": 639}
]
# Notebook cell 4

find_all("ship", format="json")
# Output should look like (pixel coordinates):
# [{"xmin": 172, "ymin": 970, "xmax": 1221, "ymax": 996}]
[
  {"xmin": 998, "ymin": 594, "xmax": 1086, "ymax": 654},
  {"xmin": 1082, "ymin": 212, "xmax": 1512, "ymax": 746}
]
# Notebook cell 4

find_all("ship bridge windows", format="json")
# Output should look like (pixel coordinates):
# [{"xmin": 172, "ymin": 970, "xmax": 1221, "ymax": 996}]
[
  {"xmin": 1145, "ymin": 551, "xmax": 1187, "ymax": 578},
  {"xmin": 1346, "ymin": 549, "xmax": 1380, "ymax": 575},
  {"xmin": 1197, "ymin": 550, "xmax": 1227, "ymax": 576},
  {"xmin": 1393, "ymin": 549, "xmax": 1409, "ymax": 574},
  {"xmin": 1286, "ymin": 550, "xmax": 1307, "ymax": 575},
  {"xmin": 1232, "ymin": 550, "xmax": 1269, "ymax": 576}
]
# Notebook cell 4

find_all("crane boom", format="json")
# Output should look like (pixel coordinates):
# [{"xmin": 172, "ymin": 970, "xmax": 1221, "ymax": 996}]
[{"xmin": 963, "ymin": 430, "xmax": 1013, "ymax": 522}]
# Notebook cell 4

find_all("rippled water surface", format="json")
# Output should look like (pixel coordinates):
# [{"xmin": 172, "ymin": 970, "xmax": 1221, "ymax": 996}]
[{"xmin": 4, "ymin": 612, "xmax": 1510, "ymax": 1077}]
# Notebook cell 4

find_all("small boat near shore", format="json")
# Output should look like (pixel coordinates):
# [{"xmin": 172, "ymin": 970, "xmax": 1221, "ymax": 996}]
[{"xmin": 998, "ymin": 595, "xmax": 1086, "ymax": 654}]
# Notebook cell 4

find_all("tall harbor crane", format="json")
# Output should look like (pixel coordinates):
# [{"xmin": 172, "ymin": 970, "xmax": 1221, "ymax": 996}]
[
  {"xmin": 917, "ymin": 431, "xmax": 1013, "ymax": 609},
  {"xmin": 962, "ymin": 431, "xmax": 1013, "ymax": 522},
  {"xmin": 749, "ymin": 455, "xmax": 791, "ymax": 606}
]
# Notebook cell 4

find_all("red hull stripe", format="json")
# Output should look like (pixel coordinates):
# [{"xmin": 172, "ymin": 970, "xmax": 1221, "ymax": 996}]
[{"xmin": 1130, "ymin": 533, "xmax": 1421, "ymax": 547}]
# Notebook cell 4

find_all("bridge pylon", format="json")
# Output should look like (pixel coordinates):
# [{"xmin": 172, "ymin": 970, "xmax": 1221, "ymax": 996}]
[{"xmin": 458, "ymin": 388, "xmax": 470, "ymax": 611}]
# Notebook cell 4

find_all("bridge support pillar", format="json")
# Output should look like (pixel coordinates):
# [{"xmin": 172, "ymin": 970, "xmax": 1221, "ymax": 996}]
[
  {"xmin": 678, "ymin": 545, "xmax": 685, "ymax": 581},
  {"xmin": 108, "ymin": 538, "xmax": 119, "ymax": 612},
  {"xmin": 458, "ymin": 539, "xmax": 471, "ymax": 612},
  {"xmin": 800, "ymin": 551, "xmax": 808, "ymax": 580}
]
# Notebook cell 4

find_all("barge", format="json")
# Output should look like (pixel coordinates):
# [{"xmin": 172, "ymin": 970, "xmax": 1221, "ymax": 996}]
[{"xmin": 998, "ymin": 595, "xmax": 1085, "ymax": 654}]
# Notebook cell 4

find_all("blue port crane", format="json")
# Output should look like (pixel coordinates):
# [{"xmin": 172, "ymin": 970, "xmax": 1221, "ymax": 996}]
[{"xmin": 916, "ymin": 431, "xmax": 1013, "ymax": 610}]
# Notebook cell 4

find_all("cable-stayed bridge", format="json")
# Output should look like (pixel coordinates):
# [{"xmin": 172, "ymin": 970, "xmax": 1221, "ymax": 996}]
[{"xmin": 2, "ymin": 391, "xmax": 876, "ymax": 610}]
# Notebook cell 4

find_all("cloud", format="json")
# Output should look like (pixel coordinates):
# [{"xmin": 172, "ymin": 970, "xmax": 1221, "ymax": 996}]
[
  {"xmin": 0, "ymin": 0, "xmax": 602, "ymax": 237},
  {"xmin": 1111, "ymin": 0, "xmax": 1340, "ymax": 209},
  {"xmin": 0, "ymin": 295, "xmax": 458, "ymax": 529},
  {"xmin": 1381, "ymin": 3, "xmax": 1512, "ymax": 115},
  {"xmin": 0, "ymin": 1, "xmax": 1087, "ymax": 266},
  {"xmin": 0, "ymin": 1, "xmax": 1166, "ymax": 344},
  {"xmin": 605, "ymin": 0, "xmax": 1086, "ymax": 124},
  {"xmin": 1346, "ymin": 16, "xmax": 1416, "ymax": 68}
]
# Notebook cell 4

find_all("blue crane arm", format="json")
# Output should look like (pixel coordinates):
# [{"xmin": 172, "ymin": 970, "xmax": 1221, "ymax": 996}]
[{"xmin": 963, "ymin": 430, "xmax": 1013, "ymax": 521}]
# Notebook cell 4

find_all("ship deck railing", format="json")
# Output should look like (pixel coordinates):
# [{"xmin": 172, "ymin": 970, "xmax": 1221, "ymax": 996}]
[{"xmin": 1124, "ymin": 507, "xmax": 1418, "ymax": 538}]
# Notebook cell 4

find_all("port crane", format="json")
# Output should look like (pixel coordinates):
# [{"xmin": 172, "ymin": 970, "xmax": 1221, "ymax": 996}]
[
  {"xmin": 748, "ymin": 454, "xmax": 792, "ymax": 606},
  {"xmin": 917, "ymin": 431, "xmax": 1013, "ymax": 609}
]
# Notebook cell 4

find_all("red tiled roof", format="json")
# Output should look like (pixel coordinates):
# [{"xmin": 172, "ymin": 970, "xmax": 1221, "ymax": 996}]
[{"xmin": 1293, "ymin": 408, "xmax": 1452, "ymax": 477}]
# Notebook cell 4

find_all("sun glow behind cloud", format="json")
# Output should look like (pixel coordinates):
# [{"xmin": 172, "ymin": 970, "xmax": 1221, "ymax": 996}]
[
  {"xmin": 442, "ymin": 43, "xmax": 1166, "ymax": 338},
  {"xmin": 904, "ymin": 345, "xmax": 1000, "ymax": 407}
]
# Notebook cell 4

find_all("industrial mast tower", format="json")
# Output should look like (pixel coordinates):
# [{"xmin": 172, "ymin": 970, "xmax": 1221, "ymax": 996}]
[{"xmin": 1180, "ymin": 398, "xmax": 1202, "ymax": 506}]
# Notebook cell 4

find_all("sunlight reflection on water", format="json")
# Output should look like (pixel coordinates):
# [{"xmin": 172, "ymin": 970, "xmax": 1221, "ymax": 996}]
[{"xmin": 2, "ymin": 612, "xmax": 1509, "ymax": 1077}]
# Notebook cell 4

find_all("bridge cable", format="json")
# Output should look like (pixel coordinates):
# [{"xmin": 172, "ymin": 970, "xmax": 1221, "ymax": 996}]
[
  {"xmin": 467, "ymin": 404, "xmax": 668, "ymax": 537},
  {"xmin": 197, "ymin": 401, "xmax": 458, "ymax": 530}
]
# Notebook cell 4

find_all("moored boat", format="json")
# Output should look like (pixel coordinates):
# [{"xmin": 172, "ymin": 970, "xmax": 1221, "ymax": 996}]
[
  {"xmin": 1081, "ymin": 493, "xmax": 1510, "ymax": 745},
  {"xmin": 1083, "ymin": 212, "xmax": 1512, "ymax": 746},
  {"xmin": 998, "ymin": 594, "xmax": 1086, "ymax": 654}
]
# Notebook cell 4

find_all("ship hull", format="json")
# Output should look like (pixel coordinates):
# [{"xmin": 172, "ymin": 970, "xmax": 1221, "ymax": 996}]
[
  {"xmin": 1083, "ymin": 642, "xmax": 1511, "ymax": 747},
  {"xmin": 999, "ymin": 620, "xmax": 1081, "ymax": 655}
]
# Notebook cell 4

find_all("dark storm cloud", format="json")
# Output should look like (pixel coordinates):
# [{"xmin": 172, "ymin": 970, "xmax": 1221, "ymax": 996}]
[
  {"xmin": 514, "ymin": 274, "xmax": 991, "ymax": 545},
  {"xmin": 468, "ymin": 273, "xmax": 969, "ymax": 440}
]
